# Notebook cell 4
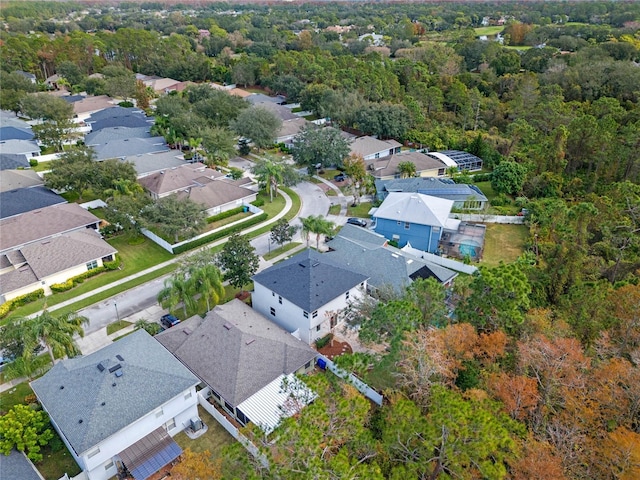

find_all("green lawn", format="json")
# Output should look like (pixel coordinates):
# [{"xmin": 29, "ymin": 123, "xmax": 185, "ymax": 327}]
[
  {"xmin": 106, "ymin": 320, "xmax": 132, "ymax": 335},
  {"xmin": 3, "ymin": 188, "xmax": 300, "ymax": 323},
  {"xmin": 0, "ymin": 381, "xmax": 33, "ymax": 414},
  {"xmin": 263, "ymin": 242, "xmax": 302, "ymax": 261},
  {"xmin": 328, "ymin": 205, "xmax": 341, "ymax": 215},
  {"xmin": 482, "ymin": 224, "xmax": 529, "ymax": 268},
  {"xmin": 474, "ymin": 26, "xmax": 504, "ymax": 36},
  {"xmin": 36, "ymin": 436, "xmax": 82, "ymax": 480},
  {"xmin": 206, "ymin": 212, "xmax": 251, "ymax": 231},
  {"xmin": 173, "ymin": 405, "xmax": 235, "ymax": 459},
  {"xmin": 346, "ymin": 202, "xmax": 372, "ymax": 218}
]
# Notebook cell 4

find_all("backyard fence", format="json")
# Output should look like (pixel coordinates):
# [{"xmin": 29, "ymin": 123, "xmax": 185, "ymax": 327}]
[
  {"xmin": 197, "ymin": 391, "xmax": 269, "ymax": 468},
  {"xmin": 318, "ymin": 354, "xmax": 384, "ymax": 406},
  {"xmin": 450, "ymin": 213, "xmax": 525, "ymax": 224}
]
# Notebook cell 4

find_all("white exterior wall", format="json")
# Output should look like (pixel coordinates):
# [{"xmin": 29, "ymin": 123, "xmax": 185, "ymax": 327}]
[
  {"xmin": 204, "ymin": 195, "xmax": 257, "ymax": 216},
  {"xmin": 72, "ymin": 385, "xmax": 198, "ymax": 480},
  {"xmin": 253, "ymin": 281, "xmax": 366, "ymax": 345}
]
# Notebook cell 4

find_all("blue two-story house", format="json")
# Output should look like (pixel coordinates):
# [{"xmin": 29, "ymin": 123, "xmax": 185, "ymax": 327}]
[{"xmin": 370, "ymin": 192, "xmax": 459, "ymax": 253}]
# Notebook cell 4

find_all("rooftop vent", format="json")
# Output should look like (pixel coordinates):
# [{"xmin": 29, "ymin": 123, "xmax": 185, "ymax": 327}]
[
  {"xmin": 108, "ymin": 364, "xmax": 121, "ymax": 373},
  {"xmin": 116, "ymin": 355, "xmax": 124, "ymax": 361},
  {"xmin": 78, "ymin": 419, "xmax": 83, "ymax": 424},
  {"xmin": 245, "ymin": 339, "xmax": 255, "ymax": 346},
  {"xmin": 60, "ymin": 385, "xmax": 64, "ymax": 390},
  {"xmin": 112, "ymin": 382, "xmax": 116, "ymax": 387},
  {"xmin": 115, "ymin": 370, "xmax": 123, "ymax": 378},
  {"xmin": 299, "ymin": 263, "xmax": 306, "ymax": 268},
  {"xmin": 97, "ymin": 363, "xmax": 105, "ymax": 372},
  {"xmin": 101, "ymin": 402, "xmax": 106, "ymax": 406},
  {"xmin": 312, "ymin": 262, "xmax": 320, "ymax": 267},
  {"xmin": 223, "ymin": 323, "xmax": 232, "ymax": 330}
]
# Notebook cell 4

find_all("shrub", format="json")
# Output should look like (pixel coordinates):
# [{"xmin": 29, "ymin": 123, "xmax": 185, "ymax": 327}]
[
  {"xmin": 206, "ymin": 206, "xmax": 244, "ymax": 224},
  {"xmin": 50, "ymin": 280, "xmax": 74, "ymax": 293},
  {"xmin": 173, "ymin": 213, "xmax": 268, "ymax": 254},
  {"xmin": 0, "ymin": 289, "xmax": 45, "ymax": 319},
  {"xmin": 103, "ymin": 260, "xmax": 120, "ymax": 271},
  {"xmin": 315, "ymin": 334, "xmax": 332, "ymax": 349},
  {"xmin": 118, "ymin": 101, "xmax": 134, "ymax": 108},
  {"xmin": 491, "ymin": 193, "xmax": 510, "ymax": 206},
  {"xmin": 251, "ymin": 198, "xmax": 265, "ymax": 207},
  {"xmin": 473, "ymin": 172, "xmax": 491, "ymax": 182},
  {"xmin": 29, "ymin": 158, "xmax": 38, "ymax": 167}
]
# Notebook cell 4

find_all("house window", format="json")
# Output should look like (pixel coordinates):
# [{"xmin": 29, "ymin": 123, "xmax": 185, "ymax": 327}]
[
  {"xmin": 165, "ymin": 418, "xmax": 176, "ymax": 431},
  {"xmin": 404, "ymin": 222, "xmax": 410, "ymax": 230},
  {"xmin": 88, "ymin": 448, "xmax": 100, "ymax": 459},
  {"xmin": 211, "ymin": 390, "xmax": 220, "ymax": 401},
  {"xmin": 438, "ymin": 168, "xmax": 445, "ymax": 176},
  {"xmin": 272, "ymin": 292, "xmax": 275, "ymax": 297},
  {"xmin": 184, "ymin": 391, "xmax": 192, "ymax": 400},
  {"xmin": 345, "ymin": 291, "xmax": 350, "ymax": 300},
  {"xmin": 375, "ymin": 153, "xmax": 380, "ymax": 158},
  {"xmin": 105, "ymin": 461, "xmax": 114, "ymax": 471},
  {"xmin": 305, "ymin": 361, "xmax": 311, "ymax": 369},
  {"xmin": 316, "ymin": 325, "xmax": 321, "ymax": 332},
  {"xmin": 278, "ymin": 296, "xmax": 282, "ymax": 304},
  {"xmin": 397, "ymin": 220, "xmax": 402, "ymax": 226},
  {"xmin": 270, "ymin": 307, "xmax": 275, "ymax": 316},
  {"xmin": 224, "ymin": 401, "xmax": 234, "ymax": 414},
  {"xmin": 86, "ymin": 260, "xmax": 98, "ymax": 270},
  {"xmin": 155, "ymin": 408, "xmax": 163, "ymax": 418},
  {"xmin": 303, "ymin": 311, "xmax": 309, "ymax": 318},
  {"xmin": 312, "ymin": 311, "xmax": 318, "ymax": 318}
]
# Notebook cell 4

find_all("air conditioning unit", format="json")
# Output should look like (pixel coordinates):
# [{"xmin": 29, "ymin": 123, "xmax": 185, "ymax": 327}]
[{"xmin": 190, "ymin": 417, "xmax": 203, "ymax": 432}]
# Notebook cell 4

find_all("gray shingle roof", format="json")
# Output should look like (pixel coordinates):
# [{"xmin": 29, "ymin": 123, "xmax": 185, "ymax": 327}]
[
  {"xmin": 249, "ymin": 103, "xmax": 298, "ymax": 121},
  {"xmin": 0, "ymin": 186, "xmax": 66, "ymax": 219},
  {"xmin": 0, "ymin": 203, "xmax": 100, "ymax": 252},
  {"xmin": 0, "ymin": 110, "xmax": 32, "ymax": 130},
  {"xmin": 0, "ymin": 169, "xmax": 42, "ymax": 191},
  {"xmin": 376, "ymin": 177, "xmax": 488, "ymax": 203},
  {"xmin": 349, "ymin": 136, "xmax": 402, "ymax": 158},
  {"xmin": 0, "ymin": 126, "xmax": 34, "ymax": 141},
  {"xmin": 85, "ymin": 126, "xmax": 151, "ymax": 146},
  {"xmin": 0, "ymin": 450, "xmax": 43, "ymax": 480},
  {"xmin": 156, "ymin": 299, "xmax": 317, "ymax": 406},
  {"xmin": 138, "ymin": 162, "xmax": 223, "ymax": 196},
  {"xmin": 0, "ymin": 153, "xmax": 29, "ymax": 170},
  {"xmin": 87, "ymin": 107, "xmax": 153, "ymax": 132},
  {"xmin": 31, "ymin": 330, "xmax": 199, "ymax": 456},
  {"xmin": 123, "ymin": 150, "xmax": 187, "ymax": 178},
  {"xmin": 175, "ymin": 180, "xmax": 255, "ymax": 211},
  {"xmin": 0, "ymin": 139, "xmax": 40, "ymax": 155},
  {"xmin": 325, "ymin": 225, "xmax": 457, "ymax": 292},
  {"xmin": 92, "ymin": 137, "xmax": 168, "ymax": 161},
  {"xmin": 252, "ymin": 249, "xmax": 368, "ymax": 312}
]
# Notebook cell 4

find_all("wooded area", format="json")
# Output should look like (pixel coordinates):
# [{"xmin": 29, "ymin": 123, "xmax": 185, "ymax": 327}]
[{"xmin": 1, "ymin": 1, "xmax": 639, "ymax": 478}]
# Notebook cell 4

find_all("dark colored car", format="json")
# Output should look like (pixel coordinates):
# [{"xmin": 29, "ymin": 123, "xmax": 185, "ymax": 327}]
[
  {"xmin": 346, "ymin": 217, "xmax": 367, "ymax": 227},
  {"xmin": 334, "ymin": 173, "xmax": 347, "ymax": 182},
  {"xmin": 160, "ymin": 314, "xmax": 180, "ymax": 329}
]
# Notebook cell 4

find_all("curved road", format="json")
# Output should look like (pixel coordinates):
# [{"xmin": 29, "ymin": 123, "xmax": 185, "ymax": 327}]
[{"xmin": 77, "ymin": 181, "xmax": 330, "ymax": 336}]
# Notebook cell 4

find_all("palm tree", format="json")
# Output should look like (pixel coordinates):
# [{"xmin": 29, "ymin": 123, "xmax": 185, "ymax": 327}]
[
  {"xmin": 189, "ymin": 264, "xmax": 225, "ymax": 313},
  {"xmin": 398, "ymin": 161, "xmax": 417, "ymax": 178},
  {"xmin": 157, "ymin": 272, "xmax": 196, "ymax": 318},
  {"xmin": 16, "ymin": 310, "xmax": 89, "ymax": 365},
  {"xmin": 300, "ymin": 215, "xmax": 335, "ymax": 249},
  {"xmin": 134, "ymin": 319, "xmax": 161, "ymax": 336},
  {"xmin": 251, "ymin": 154, "xmax": 300, "ymax": 202}
]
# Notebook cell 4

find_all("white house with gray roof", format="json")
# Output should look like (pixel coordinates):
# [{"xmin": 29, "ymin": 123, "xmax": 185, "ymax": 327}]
[
  {"xmin": 31, "ymin": 330, "xmax": 200, "ymax": 480},
  {"xmin": 252, "ymin": 249, "xmax": 368, "ymax": 344},
  {"xmin": 156, "ymin": 299, "xmax": 317, "ymax": 434}
]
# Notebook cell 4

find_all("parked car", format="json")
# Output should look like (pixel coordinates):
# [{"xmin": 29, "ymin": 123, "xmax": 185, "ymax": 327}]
[
  {"xmin": 346, "ymin": 217, "xmax": 367, "ymax": 227},
  {"xmin": 160, "ymin": 314, "xmax": 180, "ymax": 329},
  {"xmin": 334, "ymin": 173, "xmax": 347, "ymax": 182}
]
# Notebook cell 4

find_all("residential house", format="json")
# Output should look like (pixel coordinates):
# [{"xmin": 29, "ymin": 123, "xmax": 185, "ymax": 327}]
[
  {"xmin": 424, "ymin": 150, "xmax": 483, "ymax": 172},
  {"xmin": 15, "ymin": 70, "xmax": 37, "ymax": 83},
  {"xmin": 0, "ymin": 203, "xmax": 117, "ymax": 303},
  {"xmin": 71, "ymin": 95, "xmax": 115, "ymax": 122},
  {"xmin": 325, "ymin": 224, "xmax": 457, "ymax": 293},
  {"xmin": 156, "ymin": 299, "xmax": 317, "ymax": 434},
  {"xmin": 252, "ymin": 249, "xmax": 368, "ymax": 344},
  {"xmin": 85, "ymin": 107, "xmax": 153, "ymax": 133},
  {"xmin": 0, "ymin": 450, "xmax": 44, "ymax": 480},
  {"xmin": 370, "ymin": 192, "xmax": 460, "ymax": 253},
  {"xmin": 85, "ymin": 126, "xmax": 151, "ymax": 146},
  {"xmin": 0, "ymin": 139, "xmax": 40, "ymax": 158},
  {"xmin": 349, "ymin": 135, "xmax": 402, "ymax": 160},
  {"xmin": 0, "ymin": 126, "xmax": 35, "ymax": 141},
  {"xmin": 365, "ymin": 151, "xmax": 448, "ymax": 180},
  {"xmin": 250, "ymin": 101, "xmax": 299, "ymax": 122},
  {"xmin": 210, "ymin": 83, "xmax": 253, "ymax": 99},
  {"xmin": 122, "ymin": 150, "xmax": 187, "ymax": 178},
  {"xmin": 0, "ymin": 186, "xmax": 66, "ymax": 219},
  {"xmin": 31, "ymin": 330, "xmax": 200, "ymax": 480},
  {"xmin": 0, "ymin": 110, "xmax": 33, "ymax": 129},
  {"xmin": 246, "ymin": 93, "xmax": 286, "ymax": 105},
  {"xmin": 0, "ymin": 153, "xmax": 31, "ymax": 170},
  {"xmin": 138, "ymin": 162, "xmax": 257, "ymax": 215},
  {"xmin": 136, "ymin": 74, "xmax": 189, "ymax": 94},
  {"xmin": 375, "ymin": 177, "xmax": 488, "ymax": 210},
  {"xmin": 0, "ymin": 169, "xmax": 43, "ymax": 191},
  {"xmin": 91, "ymin": 137, "xmax": 168, "ymax": 161},
  {"xmin": 277, "ymin": 117, "xmax": 309, "ymax": 148}
]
